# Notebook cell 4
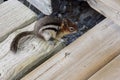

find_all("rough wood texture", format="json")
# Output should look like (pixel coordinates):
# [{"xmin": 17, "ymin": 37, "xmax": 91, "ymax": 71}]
[
  {"xmin": 27, "ymin": 0, "xmax": 52, "ymax": 15},
  {"xmin": 0, "ymin": 22, "xmax": 65, "ymax": 80},
  {"xmin": 0, "ymin": 0, "xmax": 37, "ymax": 42},
  {"xmin": 87, "ymin": 0, "xmax": 120, "ymax": 26},
  {"xmin": 89, "ymin": 54, "xmax": 120, "ymax": 80},
  {"xmin": 22, "ymin": 18, "xmax": 120, "ymax": 80}
]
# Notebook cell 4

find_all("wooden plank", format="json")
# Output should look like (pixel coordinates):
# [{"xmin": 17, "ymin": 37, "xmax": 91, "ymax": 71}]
[
  {"xmin": 27, "ymin": 0, "xmax": 52, "ymax": 15},
  {"xmin": 87, "ymin": 0, "xmax": 120, "ymax": 26},
  {"xmin": 0, "ymin": 22, "xmax": 65, "ymax": 80},
  {"xmin": 88, "ymin": 54, "xmax": 120, "ymax": 80},
  {"xmin": 0, "ymin": 0, "xmax": 37, "ymax": 42},
  {"xmin": 22, "ymin": 18, "xmax": 120, "ymax": 80}
]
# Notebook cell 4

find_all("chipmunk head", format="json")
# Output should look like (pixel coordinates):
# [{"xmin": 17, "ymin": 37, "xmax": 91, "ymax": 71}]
[{"xmin": 60, "ymin": 18, "xmax": 78, "ymax": 35}]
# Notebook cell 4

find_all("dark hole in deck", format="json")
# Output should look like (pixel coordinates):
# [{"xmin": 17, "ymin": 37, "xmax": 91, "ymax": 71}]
[{"xmin": 51, "ymin": 0, "xmax": 105, "ymax": 45}]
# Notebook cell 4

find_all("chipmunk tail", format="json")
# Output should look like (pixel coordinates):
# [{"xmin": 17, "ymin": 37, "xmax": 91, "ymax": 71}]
[{"xmin": 10, "ymin": 31, "xmax": 33, "ymax": 53}]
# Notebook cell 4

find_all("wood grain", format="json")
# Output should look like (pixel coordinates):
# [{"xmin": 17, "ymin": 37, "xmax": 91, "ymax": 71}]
[
  {"xmin": 87, "ymin": 0, "xmax": 120, "ymax": 26},
  {"xmin": 22, "ymin": 18, "xmax": 120, "ymax": 80},
  {"xmin": 0, "ymin": 22, "xmax": 65, "ymax": 80},
  {"xmin": 0, "ymin": 0, "xmax": 37, "ymax": 42},
  {"xmin": 27, "ymin": 0, "xmax": 52, "ymax": 15},
  {"xmin": 89, "ymin": 54, "xmax": 120, "ymax": 80}
]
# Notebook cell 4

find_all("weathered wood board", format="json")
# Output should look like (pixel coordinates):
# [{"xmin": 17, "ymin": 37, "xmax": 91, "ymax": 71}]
[
  {"xmin": 88, "ymin": 54, "xmax": 120, "ymax": 80},
  {"xmin": 0, "ymin": 0, "xmax": 37, "ymax": 42},
  {"xmin": 0, "ymin": 22, "xmax": 65, "ymax": 80},
  {"xmin": 87, "ymin": 0, "xmax": 120, "ymax": 26},
  {"xmin": 27, "ymin": 0, "xmax": 52, "ymax": 15},
  {"xmin": 22, "ymin": 18, "xmax": 120, "ymax": 80}
]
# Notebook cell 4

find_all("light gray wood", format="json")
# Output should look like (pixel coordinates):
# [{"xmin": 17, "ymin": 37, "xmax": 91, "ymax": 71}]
[
  {"xmin": 0, "ymin": 0, "xmax": 37, "ymax": 42},
  {"xmin": 87, "ymin": 0, "xmax": 120, "ymax": 26},
  {"xmin": 27, "ymin": 0, "xmax": 52, "ymax": 15},
  {"xmin": 89, "ymin": 54, "xmax": 120, "ymax": 80},
  {"xmin": 0, "ymin": 22, "xmax": 65, "ymax": 80},
  {"xmin": 22, "ymin": 18, "xmax": 120, "ymax": 80}
]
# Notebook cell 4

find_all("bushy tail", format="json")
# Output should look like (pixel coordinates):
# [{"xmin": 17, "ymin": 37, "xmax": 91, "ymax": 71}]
[{"xmin": 10, "ymin": 31, "xmax": 33, "ymax": 53}]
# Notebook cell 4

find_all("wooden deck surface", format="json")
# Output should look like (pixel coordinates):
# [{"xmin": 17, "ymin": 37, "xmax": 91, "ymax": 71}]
[
  {"xmin": 27, "ymin": 0, "xmax": 52, "ymax": 15},
  {"xmin": 0, "ymin": 0, "xmax": 36, "ymax": 42},
  {"xmin": 88, "ymin": 0, "xmax": 120, "ymax": 26},
  {"xmin": 0, "ymin": 0, "xmax": 65, "ymax": 80},
  {"xmin": 89, "ymin": 54, "xmax": 120, "ymax": 80},
  {"xmin": 0, "ymin": 0, "xmax": 120, "ymax": 80},
  {"xmin": 22, "ymin": 18, "xmax": 120, "ymax": 80}
]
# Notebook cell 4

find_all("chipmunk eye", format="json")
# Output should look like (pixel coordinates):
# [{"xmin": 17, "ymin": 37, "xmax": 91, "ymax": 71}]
[{"xmin": 69, "ymin": 27, "xmax": 75, "ymax": 32}]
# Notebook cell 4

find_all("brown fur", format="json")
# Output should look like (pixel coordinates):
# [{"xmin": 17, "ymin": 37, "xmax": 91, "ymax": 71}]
[{"xmin": 58, "ymin": 18, "xmax": 78, "ymax": 37}]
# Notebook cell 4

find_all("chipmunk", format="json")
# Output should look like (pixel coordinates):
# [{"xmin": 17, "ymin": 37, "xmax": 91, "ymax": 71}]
[{"xmin": 10, "ymin": 16, "xmax": 78, "ymax": 52}]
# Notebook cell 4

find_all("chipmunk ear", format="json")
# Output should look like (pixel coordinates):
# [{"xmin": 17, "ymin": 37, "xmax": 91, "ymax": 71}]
[{"xmin": 60, "ymin": 19, "xmax": 66, "ymax": 30}]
